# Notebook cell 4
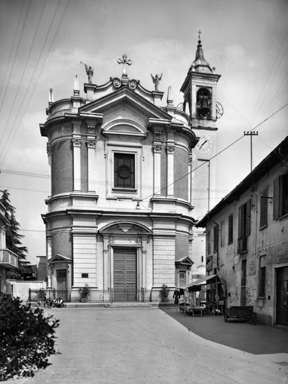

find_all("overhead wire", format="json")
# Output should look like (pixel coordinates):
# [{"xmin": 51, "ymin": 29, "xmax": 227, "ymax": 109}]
[
  {"xmin": 1, "ymin": 102, "xmax": 286, "ymax": 203},
  {"xmin": 244, "ymin": 32, "xmax": 288, "ymax": 131},
  {"xmin": 0, "ymin": 0, "xmax": 46, "ymax": 161},
  {"xmin": 0, "ymin": 0, "xmax": 69, "ymax": 166},
  {"xmin": 138, "ymin": 101, "xmax": 288, "ymax": 208},
  {"xmin": 0, "ymin": 0, "xmax": 25, "ymax": 109}
]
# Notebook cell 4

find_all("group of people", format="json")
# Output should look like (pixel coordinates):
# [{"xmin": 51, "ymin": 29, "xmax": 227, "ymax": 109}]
[{"xmin": 38, "ymin": 294, "xmax": 64, "ymax": 308}]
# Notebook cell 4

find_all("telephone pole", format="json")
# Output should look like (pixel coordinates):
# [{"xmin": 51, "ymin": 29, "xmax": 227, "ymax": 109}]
[{"xmin": 244, "ymin": 131, "xmax": 258, "ymax": 172}]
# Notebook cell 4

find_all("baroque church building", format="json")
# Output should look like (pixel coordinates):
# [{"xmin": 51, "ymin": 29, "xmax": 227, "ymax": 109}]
[{"xmin": 40, "ymin": 38, "xmax": 222, "ymax": 302}]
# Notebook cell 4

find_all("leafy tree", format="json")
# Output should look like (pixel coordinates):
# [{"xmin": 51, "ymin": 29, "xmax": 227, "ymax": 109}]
[
  {"xmin": 0, "ymin": 190, "xmax": 28, "ymax": 279},
  {"xmin": 0, "ymin": 294, "xmax": 60, "ymax": 380}
]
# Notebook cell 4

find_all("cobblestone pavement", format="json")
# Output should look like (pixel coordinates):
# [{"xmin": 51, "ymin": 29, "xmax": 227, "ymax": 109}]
[{"xmin": 8, "ymin": 307, "xmax": 288, "ymax": 384}]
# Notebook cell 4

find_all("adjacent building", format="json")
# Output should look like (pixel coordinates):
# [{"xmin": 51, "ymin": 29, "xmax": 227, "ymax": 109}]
[
  {"xmin": 0, "ymin": 202, "xmax": 18, "ymax": 294},
  {"xmin": 196, "ymin": 137, "xmax": 288, "ymax": 327}
]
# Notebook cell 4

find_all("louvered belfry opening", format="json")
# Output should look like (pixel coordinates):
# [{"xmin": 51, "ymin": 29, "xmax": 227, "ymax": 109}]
[{"xmin": 113, "ymin": 248, "xmax": 137, "ymax": 302}]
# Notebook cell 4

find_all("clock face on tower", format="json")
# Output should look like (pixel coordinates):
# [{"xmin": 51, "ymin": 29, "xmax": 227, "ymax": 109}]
[{"xmin": 196, "ymin": 134, "xmax": 213, "ymax": 153}]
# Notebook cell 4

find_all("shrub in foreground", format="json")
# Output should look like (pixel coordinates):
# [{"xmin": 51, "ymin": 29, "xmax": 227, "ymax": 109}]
[{"xmin": 0, "ymin": 294, "xmax": 60, "ymax": 381}]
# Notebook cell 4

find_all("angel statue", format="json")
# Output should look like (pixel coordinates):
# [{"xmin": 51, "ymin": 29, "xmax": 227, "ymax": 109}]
[
  {"xmin": 151, "ymin": 73, "xmax": 163, "ymax": 91},
  {"xmin": 81, "ymin": 62, "xmax": 94, "ymax": 83}
]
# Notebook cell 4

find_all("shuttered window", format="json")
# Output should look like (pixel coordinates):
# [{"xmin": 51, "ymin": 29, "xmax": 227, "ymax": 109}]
[
  {"xmin": 274, "ymin": 173, "xmax": 288, "ymax": 219},
  {"xmin": 238, "ymin": 199, "xmax": 251, "ymax": 253},
  {"xmin": 260, "ymin": 186, "xmax": 268, "ymax": 228},
  {"xmin": 228, "ymin": 214, "xmax": 233, "ymax": 244},
  {"xmin": 213, "ymin": 226, "xmax": 218, "ymax": 253},
  {"xmin": 221, "ymin": 220, "xmax": 225, "ymax": 247},
  {"xmin": 207, "ymin": 230, "xmax": 211, "ymax": 254}
]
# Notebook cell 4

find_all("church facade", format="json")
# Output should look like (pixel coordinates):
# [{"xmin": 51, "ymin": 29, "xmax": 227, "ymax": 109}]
[{"xmin": 40, "ymin": 40, "xmax": 221, "ymax": 302}]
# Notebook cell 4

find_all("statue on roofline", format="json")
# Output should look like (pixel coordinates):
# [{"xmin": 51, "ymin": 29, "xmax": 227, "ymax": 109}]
[
  {"xmin": 151, "ymin": 73, "xmax": 162, "ymax": 91},
  {"xmin": 81, "ymin": 61, "xmax": 94, "ymax": 83}
]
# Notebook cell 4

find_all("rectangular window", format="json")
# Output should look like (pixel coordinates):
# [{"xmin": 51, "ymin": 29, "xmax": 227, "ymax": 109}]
[
  {"xmin": 179, "ymin": 271, "xmax": 186, "ymax": 287},
  {"xmin": 238, "ymin": 199, "xmax": 251, "ymax": 253},
  {"xmin": 82, "ymin": 273, "xmax": 89, "ymax": 278},
  {"xmin": 260, "ymin": 186, "xmax": 268, "ymax": 228},
  {"xmin": 114, "ymin": 153, "xmax": 135, "ymax": 189},
  {"xmin": 207, "ymin": 230, "xmax": 211, "ymax": 255},
  {"xmin": 258, "ymin": 256, "xmax": 266, "ymax": 297},
  {"xmin": 274, "ymin": 173, "xmax": 288, "ymax": 219},
  {"xmin": 228, "ymin": 214, "xmax": 233, "ymax": 244},
  {"xmin": 221, "ymin": 220, "xmax": 225, "ymax": 247},
  {"xmin": 213, "ymin": 226, "xmax": 218, "ymax": 253}
]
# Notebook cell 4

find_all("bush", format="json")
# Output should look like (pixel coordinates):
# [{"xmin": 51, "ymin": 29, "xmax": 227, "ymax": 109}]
[
  {"xmin": 159, "ymin": 284, "xmax": 170, "ymax": 302},
  {"xmin": 79, "ymin": 284, "xmax": 90, "ymax": 301},
  {"xmin": 0, "ymin": 294, "xmax": 60, "ymax": 380}
]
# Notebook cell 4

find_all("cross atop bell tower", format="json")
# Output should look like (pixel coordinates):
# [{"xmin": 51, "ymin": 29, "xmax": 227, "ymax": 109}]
[{"xmin": 180, "ymin": 31, "xmax": 222, "ymax": 130}]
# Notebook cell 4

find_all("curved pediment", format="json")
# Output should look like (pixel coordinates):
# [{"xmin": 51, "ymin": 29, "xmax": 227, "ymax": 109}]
[
  {"xmin": 99, "ymin": 221, "xmax": 152, "ymax": 235},
  {"xmin": 103, "ymin": 118, "xmax": 146, "ymax": 135}
]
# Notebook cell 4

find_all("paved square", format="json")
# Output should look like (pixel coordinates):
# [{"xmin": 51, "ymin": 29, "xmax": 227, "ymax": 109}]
[{"xmin": 9, "ymin": 307, "xmax": 288, "ymax": 384}]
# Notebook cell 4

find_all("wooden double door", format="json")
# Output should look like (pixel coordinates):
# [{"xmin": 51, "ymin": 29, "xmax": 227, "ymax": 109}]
[{"xmin": 113, "ymin": 248, "xmax": 137, "ymax": 302}]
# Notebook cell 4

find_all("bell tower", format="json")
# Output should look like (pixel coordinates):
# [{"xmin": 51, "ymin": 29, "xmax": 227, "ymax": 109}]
[
  {"xmin": 181, "ymin": 31, "xmax": 223, "ymax": 217},
  {"xmin": 181, "ymin": 32, "xmax": 223, "ymax": 279},
  {"xmin": 180, "ymin": 30, "xmax": 222, "ymax": 129}
]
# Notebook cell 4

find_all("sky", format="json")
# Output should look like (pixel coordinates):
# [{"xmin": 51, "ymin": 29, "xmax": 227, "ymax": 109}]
[{"xmin": 0, "ymin": 0, "xmax": 287, "ymax": 264}]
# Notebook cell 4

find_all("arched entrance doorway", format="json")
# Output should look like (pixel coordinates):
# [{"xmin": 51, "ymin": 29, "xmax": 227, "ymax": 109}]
[{"xmin": 100, "ymin": 221, "xmax": 151, "ymax": 302}]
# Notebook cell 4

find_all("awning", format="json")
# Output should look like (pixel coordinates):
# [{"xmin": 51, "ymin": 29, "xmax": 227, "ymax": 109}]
[{"xmin": 184, "ymin": 274, "xmax": 221, "ymax": 291}]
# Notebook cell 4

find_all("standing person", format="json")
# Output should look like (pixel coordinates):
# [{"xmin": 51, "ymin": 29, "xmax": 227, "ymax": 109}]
[{"xmin": 173, "ymin": 289, "xmax": 180, "ymax": 304}]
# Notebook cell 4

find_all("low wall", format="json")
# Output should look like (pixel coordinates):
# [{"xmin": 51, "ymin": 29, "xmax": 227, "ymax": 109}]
[{"xmin": 8, "ymin": 280, "xmax": 46, "ymax": 303}]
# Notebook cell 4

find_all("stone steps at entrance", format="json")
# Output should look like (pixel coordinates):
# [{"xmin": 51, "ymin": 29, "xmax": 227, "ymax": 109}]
[
  {"xmin": 30, "ymin": 301, "xmax": 178, "ymax": 309},
  {"xmin": 63, "ymin": 302, "xmax": 161, "ymax": 308}
]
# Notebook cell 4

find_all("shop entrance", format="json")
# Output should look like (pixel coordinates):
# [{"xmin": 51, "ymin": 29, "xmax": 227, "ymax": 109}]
[
  {"xmin": 113, "ymin": 248, "xmax": 137, "ymax": 302},
  {"xmin": 276, "ymin": 267, "xmax": 288, "ymax": 327}
]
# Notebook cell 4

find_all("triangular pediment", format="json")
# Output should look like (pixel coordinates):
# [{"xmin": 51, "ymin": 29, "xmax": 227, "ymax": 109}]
[
  {"xmin": 48, "ymin": 254, "xmax": 71, "ymax": 264},
  {"xmin": 175, "ymin": 256, "xmax": 194, "ymax": 265},
  {"xmin": 79, "ymin": 86, "xmax": 171, "ymax": 123}
]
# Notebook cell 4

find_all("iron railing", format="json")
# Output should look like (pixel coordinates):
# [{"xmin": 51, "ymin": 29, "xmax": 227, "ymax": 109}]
[{"xmin": 29, "ymin": 287, "xmax": 153, "ymax": 304}]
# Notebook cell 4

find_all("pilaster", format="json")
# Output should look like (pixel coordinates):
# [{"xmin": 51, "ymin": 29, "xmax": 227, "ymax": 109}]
[
  {"xmin": 166, "ymin": 144, "xmax": 175, "ymax": 196},
  {"xmin": 153, "ymin": 144, "xmax": 162, "ymax": 195},
  {"xmin": 71, "ymin": 138, "xmax": 82, "ymax": 191}
]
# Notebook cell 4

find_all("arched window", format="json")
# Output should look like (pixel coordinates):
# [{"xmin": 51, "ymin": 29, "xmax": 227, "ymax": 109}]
[{"xmin": 196, "ymin": 88, "xmax": 211, "ymax": 119}]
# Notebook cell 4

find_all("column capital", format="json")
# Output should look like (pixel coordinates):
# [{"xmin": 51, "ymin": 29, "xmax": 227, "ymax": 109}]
[
  {"xmin": 71, "ymin": 138, "xmax": 82, "ymax": 147},
  {"xmin": 87, "ymin": 139, "xmax": 97, "ymax": 149},
  {"xmin": 166, "ymin": 145, "xmax": 175, "ymax": 154},
  {"xmin": 153, "ymin": 144, "xmax": 162, "ymax": 153}
]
